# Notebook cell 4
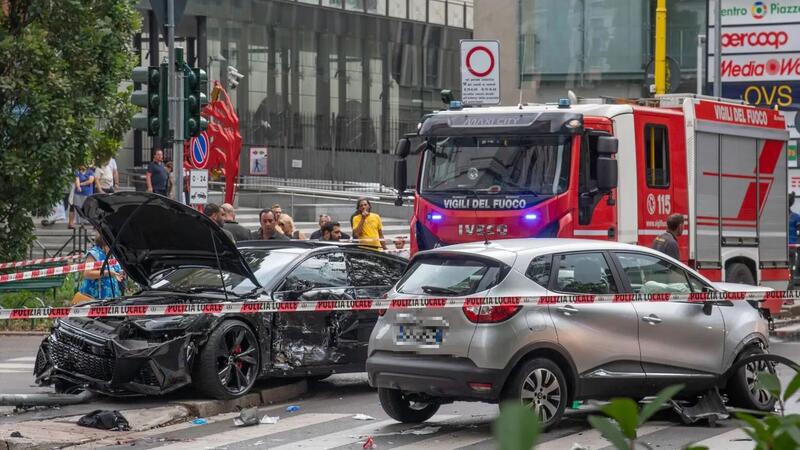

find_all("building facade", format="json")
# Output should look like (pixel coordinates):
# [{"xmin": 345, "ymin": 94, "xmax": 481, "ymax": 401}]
[
  {"xmin": 123, "ymin": 0, "xmax": 473, "ymax": 185},
  {"xmin": 474, "ymin": 0, "xmax": 706, "ymax": 105}
]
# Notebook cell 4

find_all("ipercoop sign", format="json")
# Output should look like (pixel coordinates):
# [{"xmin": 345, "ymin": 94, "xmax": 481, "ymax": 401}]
[{"xmin": 709, "ymin": 0, "xmax": 800, "ymax": 86}]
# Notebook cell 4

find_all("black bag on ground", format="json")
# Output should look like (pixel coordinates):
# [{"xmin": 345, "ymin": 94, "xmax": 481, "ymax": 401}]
[{"xmin": 77, "ymin": 409, "xmax": 131, "ymax": 431}]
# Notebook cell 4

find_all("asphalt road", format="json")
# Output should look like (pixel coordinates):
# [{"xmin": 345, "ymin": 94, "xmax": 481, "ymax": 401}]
[{"xmin": 0, "ymin": 334, "xmax": 798, "ymax": 449}]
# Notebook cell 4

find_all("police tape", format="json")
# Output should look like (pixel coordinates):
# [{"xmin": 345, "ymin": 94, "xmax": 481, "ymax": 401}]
[
  {"xmin": 0, "ymin": 290, "xmax": 792, "ymax": 320},
  {"xmin": 0, "ymin": 259, "xmax": 119, "ymax": 284},
  {"xmin": 0, "ymin": 254, "xmax": 81, "ymax": 270}
]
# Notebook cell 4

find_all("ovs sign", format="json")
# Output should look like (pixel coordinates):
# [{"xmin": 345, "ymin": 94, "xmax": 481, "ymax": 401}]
[{"xmin": 723, "ymin": 81, "xmax": 800, "ymax": 109}]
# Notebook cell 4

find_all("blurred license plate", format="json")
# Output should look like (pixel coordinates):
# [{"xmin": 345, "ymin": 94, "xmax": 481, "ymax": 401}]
[{"xmin": 395, "ymin": 324, "xmax": 444, "ymax": 346}]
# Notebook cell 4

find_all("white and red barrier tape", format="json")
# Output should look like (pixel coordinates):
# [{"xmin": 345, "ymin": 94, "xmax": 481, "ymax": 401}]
[
  {"xmin": 0, "ymin": 290, "xmax": 790, "ymax": 320},
  {"xmin": 0, "ymin": 254, "xmax": 81, "ymax": 270},
  {"xmin": 0, "ymin": 259, "xmax": 118, "ymax": 284}
]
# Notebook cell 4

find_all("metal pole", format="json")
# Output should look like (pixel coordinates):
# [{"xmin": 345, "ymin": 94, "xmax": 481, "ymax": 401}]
[
  {"xmin": 654, "ymin": 0, "xmax": 667, "ymax": 95},
  {"xmin": 175, "ymin": 53, "xmax": 185, "ymax": 204},
  {"xmin": 713, "ymin": 0, "xmax": 722, "ymax": 97},
  {"xmin": 697, "ymin": 34, "xmax": 706, "ymax": 95}
]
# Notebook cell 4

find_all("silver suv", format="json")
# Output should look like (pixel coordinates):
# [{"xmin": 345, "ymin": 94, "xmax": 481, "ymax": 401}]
[{"xmin": 367, "ymin": 239, "xmax": 776, "ymax": 428}]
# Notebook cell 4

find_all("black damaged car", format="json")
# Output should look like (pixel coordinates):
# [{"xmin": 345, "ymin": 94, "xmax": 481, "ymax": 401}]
[{"xmin": 34, "ymin": 193, "xmax": 407, "ymax": 399}]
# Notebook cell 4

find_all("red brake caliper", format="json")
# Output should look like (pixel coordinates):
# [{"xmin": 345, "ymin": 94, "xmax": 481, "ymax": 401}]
[{"xmin": 233, "ymin": 345, "xmax": 243, "ymax": 369}]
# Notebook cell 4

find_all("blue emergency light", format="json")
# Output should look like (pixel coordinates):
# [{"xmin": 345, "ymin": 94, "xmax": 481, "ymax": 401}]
[
  {"xmin": 449, "ymin": 100, "xmax": 463, "ymax": 110},
  {"xmin": 428, "ymin": 213, "xmax": 443, "ymax": 222},
  {"xmin": 524, "ymin": 213, "xmax": 538, "ymax": 221},
  {"xmin": 558, "ymin": 98, "xmax": 570, "ymax": 108}
]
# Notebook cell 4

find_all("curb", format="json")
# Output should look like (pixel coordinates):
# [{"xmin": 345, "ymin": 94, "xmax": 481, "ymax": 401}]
[
  {"xmin": 0, "ymin": 379, "xmax": 308, "ymax": 449},
  {"xmin": 176, "ymin": 379, "xmax": 308, "ymax": 418},
  {"xmin": 0, "ymin": 331, "xmax": 48, "ymax": 337}
]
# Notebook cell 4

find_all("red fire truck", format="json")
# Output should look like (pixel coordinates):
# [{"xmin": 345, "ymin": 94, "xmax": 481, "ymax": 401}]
[{"xmin": 393, "ymin": 94, "xmax": 790, "ymax": 288}]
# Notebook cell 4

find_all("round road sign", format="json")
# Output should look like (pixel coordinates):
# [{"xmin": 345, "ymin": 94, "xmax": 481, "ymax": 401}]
[
  {"xmin": 191, "ymin": 132, "xmax": 210, "ymax": 169},
  {"xmin": 465, "ymin": 45, "xmax": 495, "ymax": 78}
]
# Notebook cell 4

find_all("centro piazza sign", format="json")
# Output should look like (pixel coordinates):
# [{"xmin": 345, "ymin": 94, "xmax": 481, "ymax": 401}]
[{"xmin": 708, "ymin": 0, "xmax": 800, "ymax": 83}]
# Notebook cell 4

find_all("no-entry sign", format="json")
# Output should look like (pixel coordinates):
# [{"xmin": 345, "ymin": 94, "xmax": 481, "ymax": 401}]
[{"xmin": 461, "ymin": 40, "xmax": 500, "ymax": 105}]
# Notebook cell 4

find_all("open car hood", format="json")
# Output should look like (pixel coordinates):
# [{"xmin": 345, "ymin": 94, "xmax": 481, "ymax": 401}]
[{"xmin": 81, "ymin": 192, "xmax": 259, "ymax": 288}]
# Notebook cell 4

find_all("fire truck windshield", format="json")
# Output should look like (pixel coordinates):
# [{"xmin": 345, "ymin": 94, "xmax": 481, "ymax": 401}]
[{"xmin": 421, "ymin": 135, "xmax": 571, "ymax": 195}]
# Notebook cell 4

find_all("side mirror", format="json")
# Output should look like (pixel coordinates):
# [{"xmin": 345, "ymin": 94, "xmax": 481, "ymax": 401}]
[
  {"xmin": 395, "ymin": 138, "xmax": 411, "ymax": 158},
  {"xmin": 597, "ymin": 156, "xmax": 617, "ymax": 191},
  {"xmin": 394, "ymin": 159, "xmax": 408, "ymax": 195},
  {"xmin": 597, "ymin": 136, "xmax": 618, "ymax": 155}
]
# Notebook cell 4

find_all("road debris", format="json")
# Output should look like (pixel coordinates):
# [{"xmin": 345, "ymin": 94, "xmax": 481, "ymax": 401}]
[
  {"xmin": 77, "ymin": 410, "xmax": 131, "ymax": 431},
  {"xmin": 362, "ymin": 436, "xmax": 376, "ymax": 449},
  {"xmin": 192, "ymin": 418, "xmax": 208, "ymax": 425},
  {"xmin": 352, "ymin": 414, "xmax": 376, "ymax": 421},
  {"xmin": 401, "ymin": 426, "xmax": 440, "ymax": 435},
  {"xmin": 286, "ymin": 405, "xmax": 301, "ymax": 412}
]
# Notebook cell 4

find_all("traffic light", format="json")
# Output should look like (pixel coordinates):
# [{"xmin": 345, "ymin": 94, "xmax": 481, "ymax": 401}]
[
  {"xmin": 131, "ymin": 64, "xmax": 168, "ymax": 139},
  {"xmin": 184, "ymin": 67, "xmax": 208, "ymax": 139},
  {"xmin": 227, "ymin": 66, "xmax": 244, "ymax": 89}
]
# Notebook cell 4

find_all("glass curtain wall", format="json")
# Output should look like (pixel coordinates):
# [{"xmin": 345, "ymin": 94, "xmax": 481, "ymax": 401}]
[
  {"xmin": 519, "ymin": 0, "xmax": 705, "ymax": 101},
  {"xmin": 195, "ymin": 0, "xmax": 469, "ymax": 155}
]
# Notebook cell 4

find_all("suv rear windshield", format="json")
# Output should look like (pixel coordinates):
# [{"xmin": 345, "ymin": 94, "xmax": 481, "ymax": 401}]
[{"xmin": 396, "ymin": 255, "xmax": 508, "ymax": 296}]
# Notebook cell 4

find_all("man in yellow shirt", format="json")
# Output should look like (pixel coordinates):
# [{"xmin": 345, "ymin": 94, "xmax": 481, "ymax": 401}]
[{"xmin": 351, "ymin": 198, "xmax": 387, "ymax": 250}]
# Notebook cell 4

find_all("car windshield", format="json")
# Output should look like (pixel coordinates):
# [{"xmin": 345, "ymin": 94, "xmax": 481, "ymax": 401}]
[
  {"xmin": 396, "ymin": 255, "xmax": 507, "ymax": 296},
  {"xmin": 149, "ymin": 249, "xmax": 301, "ymax": 296},
  {"xmin": 421, "ymin": 135, "xmax": 571, "ymax": 195}
]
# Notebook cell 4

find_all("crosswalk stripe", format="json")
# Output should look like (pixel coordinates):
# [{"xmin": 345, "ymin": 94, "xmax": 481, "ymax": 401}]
[
  {"xmin": 390, "ymin": 430, "xmax": 489, "ymax": 450},
  {"xmin": 536, "ymin": 423, "xmax": 673, "ymax": 450},
  {"xmin": 689, "ymin": 428, "xmax": 754, "ymax": 449},
  {"xmin": 150, "ymin": 413, "xmax": 350, "ymax": 450},
  {"xmin": 268, "ymin": 415, "xmax": 460, "ymax": 450},
  {"xmin": 6, "ymin": 357, "xmax": 36, "ymax": 362},
  {"xmin": 0, "ymin": 363, "xmax": 33, "ymax": 370}
]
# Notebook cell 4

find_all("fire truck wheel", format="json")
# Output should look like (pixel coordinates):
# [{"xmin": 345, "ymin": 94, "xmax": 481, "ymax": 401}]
[{"xmin": 726, "ymin": 263, "xmax": 755, "ymax": 285}]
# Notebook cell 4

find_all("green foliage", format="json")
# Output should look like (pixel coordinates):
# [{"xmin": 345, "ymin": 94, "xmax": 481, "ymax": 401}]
[
  {"xmin": 588, "ymin": 384, "xmax": 683, "ymax": 450},
  {"xmin": 0, "ymin": 0, "xmax": 140, "ymax": 260},
  {"xmin": 494, "ymin": 402, "xmax": 540, "ymax": 450}
]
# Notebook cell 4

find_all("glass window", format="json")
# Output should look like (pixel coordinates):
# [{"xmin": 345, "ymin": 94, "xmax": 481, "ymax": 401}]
[
  {"xmin": 282, "ymin": 252, "xmax": 348, "ymax": 291},
  {"xmin": 525, "ymin": 255, "xmax": 552, "ymax": 287},
  {"xmin": 429, "ymin": 0, "xmax": 446, "ymax": 24},
  {"xmin": 348, "ymin": 253, "xmax": 405, "ymax": 287},
  {"xmin": 410, "ymin": 0, "xmax": 427, "ymax": 21},
  {"xmin": 421, "ymin": 135, "xmax": 572, "ymax": 195},
  {"xmin": 688, "ymin": 274, "xmax": 709, "ymax": 293},
  {"xmin": 555, "ymin": 253, "xmax": 617, "ymax": 294},
  {"xmin": 397, "ymin": 256, "xmax": 507, "ymax": 296},
  {"xmin": 388, "ymin": 0, "xmax": 407, "ymax": 18},
  {"xmin": 615, "ymin": 252, "xmax": 691, "ymax": 294},
  {"xmin": 644, "ymin": 124, "xmax": 669, "ymax": 188},
  {"xmin": 148, "ymin": 249, "xmax": 301, "ymax": 296},
  {"xmin": 448, "ymin": 0, "xmax": 466, "ymax": 27}
]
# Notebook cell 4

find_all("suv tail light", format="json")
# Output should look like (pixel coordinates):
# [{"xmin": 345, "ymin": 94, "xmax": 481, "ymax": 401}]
[{"xmin": 462, "ymin": 304, "xmax": 521, "ymax": 323}]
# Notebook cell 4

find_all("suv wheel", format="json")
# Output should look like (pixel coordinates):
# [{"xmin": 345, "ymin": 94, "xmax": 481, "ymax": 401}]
[
  {"xmin": 504, "ymin": 358, "xmax": 567, "ymax": 429},
  {"xmin": 378, "ymin": 388, "xmax": 440, "ymax": 423},
  {"xmin": 727, "ymin": 347, "xmax": 777, "ymax": 412}
]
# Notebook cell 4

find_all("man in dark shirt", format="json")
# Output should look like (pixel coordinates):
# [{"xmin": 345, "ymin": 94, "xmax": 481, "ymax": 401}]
[
  {"xmin": 221, "ymin": 203, "xmax": 253, "ymax": 242},
  {"xmin": 146, "ymin": 149, "xmax": 170, "ymax": 196},
  {"xmin": 309, "ymin": 214, "xmax": 330, "ymax": 240},
  {"xmin": 252, "ymin": 209, "xmax": 289, "ymax": 240},
  {"xmin": 321, "ymin": 221, "xmax": 343, "ymax": 241},
  {"xmin": 204, "ymin": 203, "xmax": 235, "ymax": 242},
  {"xmin": 652, "ymin": 214, "xmax": 684, "ymax": 260}
]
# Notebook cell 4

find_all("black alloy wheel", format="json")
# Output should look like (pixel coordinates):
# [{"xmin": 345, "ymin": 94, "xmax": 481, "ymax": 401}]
[{"xmin": 194, "ymin": 320, "xmax": 260, "ymax": 399}]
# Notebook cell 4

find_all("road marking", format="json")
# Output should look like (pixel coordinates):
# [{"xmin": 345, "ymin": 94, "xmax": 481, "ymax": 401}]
[
  {"xmin": 690, "ymin": 428, "xmax": 754, "ymax": 449},
  {"xmin": 390, "ymin": 430, "xmax": 489, "ymax": 450},
  {"xmin": 149, "ymin": 413, "xmax": 350, "ymax": 450},
  {"xmin": 269, "ymin": 415, "xmax": 460, "ymax": 450},
  {"xmin": 536, "ymin": 423, "xmax": 672, "ymax": 449},
  {"xmin": 6, "ymin": 357, "xmax": 36, "ymax": 362}
]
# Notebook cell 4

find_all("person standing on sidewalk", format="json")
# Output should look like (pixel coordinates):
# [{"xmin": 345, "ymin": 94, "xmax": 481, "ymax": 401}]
[
  {"xmin": 71, "ymin": 165, "xmax": 95, "ymax": 229},
  {"xmin": 220, "ymin": 203, "xmax": 253, "ymax": 242},
  {"xmin": 351, "ymin": 198, "xmax": 386, "ymax": 250},
  {"xmin": 253, "ymin": 209, "xmax": 289, "ymax": 240},
  {"xmin": 652, "ymin": 214, "xmax": 684, "ymax": 260},
  {"xmin": 95, "ymin": 156, "xmax": 118, "ymax": 194},
  {"xmin": 146, "ymin": 149, "xmax": 169, "ymax": 196}
]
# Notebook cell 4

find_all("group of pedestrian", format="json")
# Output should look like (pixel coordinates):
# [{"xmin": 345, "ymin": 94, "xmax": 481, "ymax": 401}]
[
  {"xmin": 201, "ymin": 198, "xmax": 408, "ymax": 255},
  {"xmin": 62, "ymin": 157, "xmax": 119, "ymax": 229}
]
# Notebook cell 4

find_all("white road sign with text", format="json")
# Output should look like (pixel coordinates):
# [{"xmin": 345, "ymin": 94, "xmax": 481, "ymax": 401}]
[
  {"xmin": 461, "ymin": 40, "xmax": 500, "ymax": 105},
  {"xmin": 189, "ymin": 169, "xmax": 209, "ymax": 205}
]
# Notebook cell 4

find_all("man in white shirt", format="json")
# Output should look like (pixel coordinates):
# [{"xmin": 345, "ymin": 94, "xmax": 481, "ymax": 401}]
[{"xmin": 95, "ymin": 157, "xmax": 119, "ymax": 194}]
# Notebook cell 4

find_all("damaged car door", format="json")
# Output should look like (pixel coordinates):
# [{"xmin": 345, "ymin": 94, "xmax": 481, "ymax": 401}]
[
  {"xmin": 343, "ymin": 251, "xmax": 407, "ymax": 366},
  {"xmin": 271, "ymin": 250, "xmax": 352, "ymax": 370}
]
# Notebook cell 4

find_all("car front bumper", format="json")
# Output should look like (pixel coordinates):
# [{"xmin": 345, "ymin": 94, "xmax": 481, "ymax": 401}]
[
  {"xmin": 35, "ymin": 320, "xmax": 197, "ymax": 396},
  {"xmin": 366, "ymin": 351, "xmax": 504, "ymax": 402}
]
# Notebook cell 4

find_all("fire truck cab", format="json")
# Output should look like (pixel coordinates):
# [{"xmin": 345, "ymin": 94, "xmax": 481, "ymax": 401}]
[{"xmin": 394, "ymin": 94, "xmax": 790, "ymax": 289}]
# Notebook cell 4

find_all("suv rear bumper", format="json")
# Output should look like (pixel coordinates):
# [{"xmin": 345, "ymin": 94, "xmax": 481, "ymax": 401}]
[{"xmin": 366, "ymin": 351, "xmax": 504, "ymax": 401}]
